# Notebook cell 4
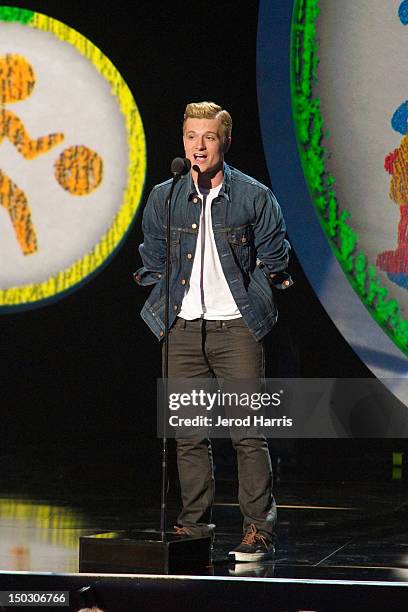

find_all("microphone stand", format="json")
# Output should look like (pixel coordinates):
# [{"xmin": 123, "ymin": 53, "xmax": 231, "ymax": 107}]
[
  {"xmin": 161, "ymin": 157, "xmax": 190, "ymax": 542},
  {"xmin": 161, "ymin": 175, "xmax": 177, "ymax": 542}
]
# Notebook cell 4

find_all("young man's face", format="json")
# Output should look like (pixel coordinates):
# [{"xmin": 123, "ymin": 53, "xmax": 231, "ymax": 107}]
[{"xmin": 183, "ymin": 117, "xmax": 230, "ymax": 179}]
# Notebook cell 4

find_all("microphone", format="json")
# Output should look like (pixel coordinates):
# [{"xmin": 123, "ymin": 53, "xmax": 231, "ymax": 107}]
[{"xmin": 171, "ymin": 157, "xmax": 191, "ymax": 176}]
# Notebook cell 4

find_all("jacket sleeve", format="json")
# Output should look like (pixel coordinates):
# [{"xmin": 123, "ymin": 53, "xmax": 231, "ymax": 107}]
[
  {"xmin": 254, "ymin": 188, "xmax": 293, "ymax": 290},
  {"xmin": 134, "ymin": 187, "xmax": 166, "ymax": 287}
]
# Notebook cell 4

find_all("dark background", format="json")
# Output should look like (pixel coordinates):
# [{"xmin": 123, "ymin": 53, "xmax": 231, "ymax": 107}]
[{"xmin": 1, "ymin": 1, "xmax": 386, "ymax": 503}]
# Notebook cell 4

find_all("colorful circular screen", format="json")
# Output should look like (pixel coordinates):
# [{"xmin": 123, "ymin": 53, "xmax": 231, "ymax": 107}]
[
  {"xmin": 0, "ymin": 7, "xmax": 146, "ymax": 310},
  {"xmin": 257, "ymin": 1, "xmax": 408, "ymax": 392}
]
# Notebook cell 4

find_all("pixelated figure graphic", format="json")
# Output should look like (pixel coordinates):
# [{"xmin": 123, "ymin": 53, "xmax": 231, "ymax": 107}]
[
  {"xmin": 377, "ymin": 134, "xmax": 408, "ymax": 285},
  {"xmin": 0, "ymin": 53, "xmax": 64, "ymax": 254},
  {"xmin": 55, "ymin": 145, "xmax": 103, "ymax": 196},
  {"xmin": 376, "ymin": 47, "xmax": 408, "ymax": 291}
]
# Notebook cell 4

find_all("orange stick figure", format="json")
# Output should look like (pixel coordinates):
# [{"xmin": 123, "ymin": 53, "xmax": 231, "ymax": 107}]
[{"xmin": 0, "ymin": 53, "xmax": 64, "ymax": 254}]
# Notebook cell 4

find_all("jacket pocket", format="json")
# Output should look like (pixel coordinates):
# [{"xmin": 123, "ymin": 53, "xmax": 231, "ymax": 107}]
[
  {"xmin": 248, "ymin": 266, "xmax": 276, "ymax": 318},
  {"xmin": 146, "ymin": 274, "xmax": 166, "ymax": 312},
  {"xmin": 227, "ymin": 225, "xmax": 253, "ymax": 271}
]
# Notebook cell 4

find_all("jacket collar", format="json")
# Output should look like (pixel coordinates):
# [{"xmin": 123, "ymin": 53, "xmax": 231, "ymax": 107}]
[{"xmin": 186, "ymin": 162, "xmax": 231, "ymax": 201}]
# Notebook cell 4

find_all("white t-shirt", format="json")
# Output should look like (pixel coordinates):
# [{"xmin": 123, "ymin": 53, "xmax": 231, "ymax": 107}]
[{"xmin": 179, "ymin": 183, "xmax": 241, "ymax": 320}]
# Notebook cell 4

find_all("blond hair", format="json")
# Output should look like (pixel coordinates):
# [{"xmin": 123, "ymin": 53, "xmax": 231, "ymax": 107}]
[{"xmin": 183, "ymin": 101, "xmax": 232, "ymax": 142}]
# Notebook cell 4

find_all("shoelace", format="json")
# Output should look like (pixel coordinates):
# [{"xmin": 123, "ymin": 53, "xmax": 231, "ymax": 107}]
[
  {"xmin": 241, "ymin": 524, "xmax": 268, "ymax": 547},
  {"xmin": 173, "ymin": 525, "xmax": 192, "ymax": 535}
]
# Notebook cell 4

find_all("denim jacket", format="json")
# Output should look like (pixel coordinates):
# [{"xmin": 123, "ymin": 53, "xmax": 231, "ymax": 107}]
[{"xmin": 134, "ymin": 163, "xmax": 292, "ymax": 341}]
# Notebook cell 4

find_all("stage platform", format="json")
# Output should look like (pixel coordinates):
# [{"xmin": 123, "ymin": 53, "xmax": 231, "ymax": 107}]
[{"xmin": 1, "ymin": 440, "xmax": 408, "ymax": 609}]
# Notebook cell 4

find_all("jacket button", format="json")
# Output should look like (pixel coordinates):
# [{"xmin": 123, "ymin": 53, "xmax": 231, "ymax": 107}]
[
  {"xmin": 284, "ymin": 280, "xmax": 290, "ymax": 286},
  {"xmin": 187, "ymin": 253, "xmax": 193, "ymax": 260},
  {"xmin": 192, "ymin": 223, "xmax": 197, "ymax": 229},
  {"xmin": 181, "ymin": 279, "xmax": 186, "ymax": 285},
  {"xmin": 173, "ymin": 305, "xmax": 178, "ymax": 311},
  {"xmin": 192, "ymin": 196, "xmax": 199, "ymax": 204},
  {"xmin": 159, "ymin": 330, "xmax": 164, "ymax": 337}
]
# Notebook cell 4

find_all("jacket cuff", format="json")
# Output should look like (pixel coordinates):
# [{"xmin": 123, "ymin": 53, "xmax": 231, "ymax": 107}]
[
  {"xmin": 269, "ymin": 272, "xmax": 293, "ymax": 290},
  {"xmin": 257, "ymin": 261, "xmax": 293, "ymax": 290},
  {"xmin": 133, "ymin": 267, "xmax": 163, "ymax": 287}
]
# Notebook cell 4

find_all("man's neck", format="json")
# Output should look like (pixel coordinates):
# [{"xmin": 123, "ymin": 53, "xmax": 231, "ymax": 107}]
[{"xmin": 192, "ymin": 166, "xmax": 224, "ymax": 191}]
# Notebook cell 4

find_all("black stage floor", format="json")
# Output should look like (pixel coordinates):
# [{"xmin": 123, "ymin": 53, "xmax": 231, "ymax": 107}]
[{"xmin": 1, "ymin": 439, "xmax": 408, "ymax": 609}]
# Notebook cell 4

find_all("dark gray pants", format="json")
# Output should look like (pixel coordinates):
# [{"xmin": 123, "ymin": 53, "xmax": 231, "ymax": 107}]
[{"xmin": 165, "ymin": 317, "xmax": 276, "ymax": 537}]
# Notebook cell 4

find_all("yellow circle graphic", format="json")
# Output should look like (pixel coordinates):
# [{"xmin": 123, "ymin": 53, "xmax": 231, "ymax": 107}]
[{"xmin": 0, "ymin": 9, "xmax": 146, "ymax": 309}]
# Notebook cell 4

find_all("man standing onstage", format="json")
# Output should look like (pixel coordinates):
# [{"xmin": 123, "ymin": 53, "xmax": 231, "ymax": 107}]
[{"xmin": 135, "ymin": 101, "xmax": 292, "ymax": 561}]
